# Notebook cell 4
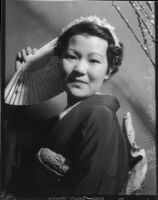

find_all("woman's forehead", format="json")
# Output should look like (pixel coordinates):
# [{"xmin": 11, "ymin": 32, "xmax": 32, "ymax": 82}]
[{"xmin": 67, "ymin": 34, "xmax": 108, "ymax": 56}]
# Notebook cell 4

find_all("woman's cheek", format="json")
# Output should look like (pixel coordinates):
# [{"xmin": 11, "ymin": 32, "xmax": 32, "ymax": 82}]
[
  {"xmin": 62, "ymin": 60, "xmax": 74, "ymax": 76},
  {"xmin": 88, "ymin": 66, "xmax": 106, "ymax": 82}
]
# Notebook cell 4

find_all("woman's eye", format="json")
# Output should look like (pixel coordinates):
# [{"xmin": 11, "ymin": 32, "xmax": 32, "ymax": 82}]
[
  {"xmin": 65, "ymin": 54, "xmax": 77, "ymax": 60},
  {"xmin": 90, "ymin": 59, "xmax": 100, "ymax": 64}
]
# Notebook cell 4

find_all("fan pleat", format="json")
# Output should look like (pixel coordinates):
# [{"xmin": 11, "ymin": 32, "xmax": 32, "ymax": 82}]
[
  {"xmin": 18, "ymin": 71, "xmax": 25, "ymax": 105},
  {"xmin": 18, "ymin": 70, "xmax": 25, "ymax": 105},
  {"xmin": 5, "ymin": 69, "xmax": 21, "ymax": 103},
  {"xmin": 31, "ymin": 72, "xmax": 38, "ymax": 104},
  {"xmin": 30, "ymin": 72, "xmax": 35, "ymax": 104},
  {"xmin": 23, "ymin": 72, "xmax": 29, "ymax": 105},
  {"xmin": 27, "ymin": 73, "xmax": 33, "ymax": 105},
  {"xmin": 40, "ymin": 68, "xmax": 54, "ymax": 99},
  {"xmin": 34, "ymin": 70, "xmax": 43, "ymax": 102},
  {"xmin": 5, "ymin": 70, "xmax": 20, "ymax": 99},
  {"xmin": 5, "ymin": 39, "xmax": 64, "ymax": 106},
  {"xmin": 27, "ymin": 73, "xmax": 34, "ymax": 105},
  {"xmin": 47, "ymin": 63, "xmax": 62, "ymax": 84},
  {"xmin": 44, "ymin": 65, "xmax": 61, "ymax": 93},
  {"xmin": 9, "ymin": 81, "xmax": 19, "ymax": 105},
  {"xmin": 43, "ymin": 55, "xmax": 63, "ymax": 95},
  {"xmin": 14, "ymin": 71, "xmax": 24, "ymax": 105},
  {"xmin": 37, "ymin": 69, "xmax": 50, "ymax": 101}
]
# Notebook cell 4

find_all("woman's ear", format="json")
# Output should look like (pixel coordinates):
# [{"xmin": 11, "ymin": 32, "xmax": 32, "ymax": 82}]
[
  {"xmin": 104, "ymin": 74, "xmax": 110, "ymax": 80},
  {"xmin": 104, "ymin": 68, "xmax": 113, "ymax": 80}
]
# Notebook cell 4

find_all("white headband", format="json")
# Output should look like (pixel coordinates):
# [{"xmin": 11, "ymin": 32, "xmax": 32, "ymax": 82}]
[{"xmin": 60, "ymin": 15, "xmax": 120, "ymax": 47}]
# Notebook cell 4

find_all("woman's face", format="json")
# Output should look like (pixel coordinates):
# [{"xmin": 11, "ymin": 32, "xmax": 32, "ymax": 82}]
[{"xmin": 60, "ymin": 34, "xmax": 109, "ymax": 99}]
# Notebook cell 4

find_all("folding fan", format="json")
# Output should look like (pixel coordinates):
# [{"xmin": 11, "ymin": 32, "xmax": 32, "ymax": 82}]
[{"xmin": 5, "ymin": 38, "xmax": 64, "ymax": 106}]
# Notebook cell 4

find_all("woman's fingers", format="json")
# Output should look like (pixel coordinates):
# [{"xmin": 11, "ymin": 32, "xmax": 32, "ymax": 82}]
[
  {"xmin": 15, "ymin": 51, "xmax": 22, "ymax": 71},
  {"xmin": 17, "ymin": 51, "xmax": 22, "ymax": 60},
  {"xmin": 32, "ymin": 48, "xmax": 38, "ymax": 54},
  {"xmin": 26, "ymin": 46, "xmax": 33, "ymax": 55},
  {"xmin": 15, "ymin": 60, "xmax": 21, "ymax": 71},
  {"xmin": 17, "ymin": 47, "xmax": 37, "ymax": 61},
  {"xmin": 16, "ymin": 51, "xmax": 22, "ymax": 62},
  {"xmin": 21, "ymin": 49, "xmax": 27, "ymax": 61},
  {"xmin": 15, "ymin": 47, "xmax": 38, "ymax": 71}
]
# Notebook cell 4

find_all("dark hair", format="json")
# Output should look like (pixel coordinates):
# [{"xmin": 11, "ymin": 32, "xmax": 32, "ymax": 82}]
[{"xmin": 54, "ymin": 22, "xmax": 123, "ymax": 76}]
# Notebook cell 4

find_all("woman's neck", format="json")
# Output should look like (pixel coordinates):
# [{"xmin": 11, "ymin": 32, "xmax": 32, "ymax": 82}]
[
  {"xmin": 67, "ymin": 92, "xmax": 102, "ymax": 108},
  {"xmin": 67, "ymin": 95, "xmax": 84, "ymax": 108}
]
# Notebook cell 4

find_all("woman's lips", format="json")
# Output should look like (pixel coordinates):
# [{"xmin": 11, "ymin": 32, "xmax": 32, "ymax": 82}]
[{"xmin": 69, "ymin": 78, "xmax": 88, "ymax": 84}]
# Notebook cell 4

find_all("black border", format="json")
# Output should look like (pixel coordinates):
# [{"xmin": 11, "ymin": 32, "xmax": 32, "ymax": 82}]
[
  {"xmin": 1, "ymin": 0, "xmax": 5, "ymax": 192},
  {"xmin": 1, "ymin": 1, "xmax": 157, "ymax": 200},
  {"xmin": 155, "ymin": 0, "xmax": 158, "ymax": 196}
]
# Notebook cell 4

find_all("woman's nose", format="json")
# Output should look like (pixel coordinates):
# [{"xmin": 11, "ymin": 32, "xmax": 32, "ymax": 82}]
[{"xmin": 73, "ymin": 59, "xmax": 87, "ymax": 75}]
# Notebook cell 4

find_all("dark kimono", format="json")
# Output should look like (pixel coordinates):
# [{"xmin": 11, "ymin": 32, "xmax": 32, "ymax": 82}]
[
  {"xmin": 36, "ymin": 94, "xmax": 129, "ymax": 196},
  {"xmin": 5, "ymin": 94, "xmax": 130, "ymax": 196}
]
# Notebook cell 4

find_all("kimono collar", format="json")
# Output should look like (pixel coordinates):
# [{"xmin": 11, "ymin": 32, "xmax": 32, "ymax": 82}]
[
  {"xmin": 90, "ymin": 94, "xmax": 120, "ymax": 112},
  {"xmin": 62, "ymin": 94, "xmax": 120, "ymax": 118}
]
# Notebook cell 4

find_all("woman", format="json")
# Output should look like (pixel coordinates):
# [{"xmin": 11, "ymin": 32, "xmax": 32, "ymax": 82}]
[
  {"xmin": 36, "ymin": 16, "xmax": 128, "ymax": 196},
  {"xmin": 7, "ymin": 16, "xmax": 145, "ymax": 196}
]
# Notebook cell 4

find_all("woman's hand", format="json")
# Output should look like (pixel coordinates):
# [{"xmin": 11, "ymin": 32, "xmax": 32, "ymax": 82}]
[{"xmin": 15, "ymin": 47, "xmax": 38, "ymax": 71}]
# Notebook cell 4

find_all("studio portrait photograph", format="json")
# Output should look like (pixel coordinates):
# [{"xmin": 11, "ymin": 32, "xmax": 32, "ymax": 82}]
[{"xmin": 1, "ymin": 1, "xmax": 156, "ymax": 199}]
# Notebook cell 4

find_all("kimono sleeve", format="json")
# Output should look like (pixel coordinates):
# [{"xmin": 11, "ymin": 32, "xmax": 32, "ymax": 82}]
[{"xmin": 67, "ymin": 105, "xmax": 129, "ymax": 195}]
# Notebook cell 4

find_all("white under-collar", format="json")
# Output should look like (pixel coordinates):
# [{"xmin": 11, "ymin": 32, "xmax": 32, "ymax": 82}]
[
  {"xmin": 59, "ymin": 93, "xmax": 106, "ymax": 120},
  {"xmin": 59, "ymin": 101, "xmax": 81, "ymax": 120}
]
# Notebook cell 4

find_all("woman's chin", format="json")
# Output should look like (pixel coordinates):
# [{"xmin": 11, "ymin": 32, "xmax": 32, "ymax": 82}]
[{"xmin": 66, "ymin": 87, "xmax": 92, "ymax": 100}]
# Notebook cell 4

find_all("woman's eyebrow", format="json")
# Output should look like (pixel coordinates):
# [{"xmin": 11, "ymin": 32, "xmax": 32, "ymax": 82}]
[
  {"xmin": 89, "ymin": 52, "xmax": 104, "ymax": 60},
  {"xmin": 67, "ymin": 48, "xmax": 81, "ymax": 56},
  {"xmin": 66, "ymin": 49, "xmax": 105, "ymax": 60}
]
